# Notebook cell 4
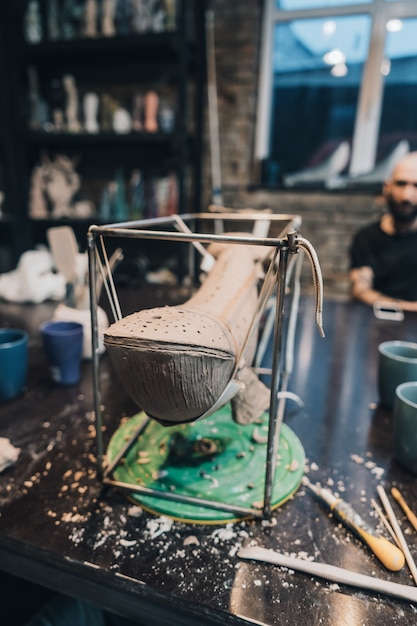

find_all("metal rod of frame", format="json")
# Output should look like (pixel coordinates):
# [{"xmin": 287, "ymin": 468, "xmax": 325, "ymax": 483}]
[
  {"xmin": 88, "ymin": 230, "xmax": 104, "ymax": 476},
  {"xmin": 263, "ymin": 244, "xmax": 289, "ymax": 517},
  {"xmin": 88, "ymin": 215, "xmax": 300, "ymax": 518}
]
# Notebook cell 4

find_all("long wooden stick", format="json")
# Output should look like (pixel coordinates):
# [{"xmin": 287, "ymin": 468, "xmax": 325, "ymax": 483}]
[
  {"xmin": 370, "ymin": 498, "xmax": 402, "ymax": 549},
  {"xmin": 377, "ymin": 485, "xmax": 417, "ymax": 586},
  {"xmin": 237, "ymin": 546, "xmax": 417, "ymax": 603},
  {"xmin": 205, "ymin": 10, "xmax": 223, "ymax": 207}
]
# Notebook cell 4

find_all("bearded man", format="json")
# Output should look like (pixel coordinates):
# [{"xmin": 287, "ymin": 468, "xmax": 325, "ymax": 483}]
[{"xmin": 349, "ymin": 151, "xmax": 417, "ymax": 312}]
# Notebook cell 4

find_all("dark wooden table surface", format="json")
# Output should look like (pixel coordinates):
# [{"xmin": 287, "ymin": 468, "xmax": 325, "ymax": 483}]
[{"xmin": 0, "ymin": 289, "xmax": 417, "ymax": 626}]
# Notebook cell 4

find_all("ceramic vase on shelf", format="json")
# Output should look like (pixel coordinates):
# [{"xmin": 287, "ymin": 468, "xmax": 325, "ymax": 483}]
[{"xmin": 83, "ymin": 92, "xmax": 99, "ymax": 133}]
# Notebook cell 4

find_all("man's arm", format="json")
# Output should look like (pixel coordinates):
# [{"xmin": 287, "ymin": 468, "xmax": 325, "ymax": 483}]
[
  {"xmin": 350, "ymin": 266, "xmax": 385, "ymax": 305},
  {"xmin": 349, "ymin": 266, "xmax": 417, "ymax": 312}
]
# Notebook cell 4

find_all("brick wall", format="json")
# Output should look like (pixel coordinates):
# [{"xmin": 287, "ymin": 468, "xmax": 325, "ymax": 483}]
[{"xmin": 202, "ymin": 0, "xmax": 385, "ymax": 300}]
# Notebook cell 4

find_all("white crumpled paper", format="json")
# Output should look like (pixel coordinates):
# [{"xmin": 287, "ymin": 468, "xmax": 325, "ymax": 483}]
[
  {"xmin": 53, "ymin": 303, "xmax": 109, "ymax": 359},
  {"xmin": 0, "ymin": 249, "xmax": 66, "ymax": 303},
  {"xmin": 0, "ymin": 437, "xmax": 20, "ymax": 473}
]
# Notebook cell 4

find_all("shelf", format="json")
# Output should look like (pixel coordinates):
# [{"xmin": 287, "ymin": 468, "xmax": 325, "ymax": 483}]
[
  {"xmin": 0, "ymin": 0, "xmax": 206, "ymax": 270},
  {"xmin": 24, "ymin": 32, "xmax": 181, "ymax": 62},
  {"xmin": 27, "ymin": 131, "xmax": 179, "ymax": 146}
]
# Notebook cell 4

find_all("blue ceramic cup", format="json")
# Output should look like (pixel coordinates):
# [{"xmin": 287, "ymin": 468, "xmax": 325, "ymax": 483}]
[
  {"xmin": 393, "ymin": 381, "xmax": 417, "ymax": 475},
  {"xmin": 0, "ymin": 328, "xmax": 29, "ymax": 401},
  {"xmin": 377, "ymin": 340, "xmax": 417, "ymax": 408},
  {"xmin": 40, "ymin": 320, "xmax": 83, "ymax": 385}
]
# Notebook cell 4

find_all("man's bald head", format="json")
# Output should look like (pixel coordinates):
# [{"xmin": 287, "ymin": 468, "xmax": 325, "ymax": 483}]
[
  {"xmin": 384, "ymin": 151, "xmax": 417, "ymax": 226},
  {"xmin": 388, "ymin": 151, "xmax": 417, "ymax": 183}
]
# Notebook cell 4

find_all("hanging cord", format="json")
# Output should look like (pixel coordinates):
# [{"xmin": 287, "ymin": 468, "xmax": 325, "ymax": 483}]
[
  {"xmin": 233, "ymin": 246, "xmax": 280, "ymax": 374},
  {"xmin": 97, "ymin": 236, "xmax": 122, "ymax": 322},
  {"xmin": 295, "ymin": 236, "xmax": 325, "ymax": 337},
  {"xmin": 235, "ymin": 232, "xmax": 325, "ymax": 377},
  {"xmin": 255, "ymin": 253, "xmax": 299, "ymax": 370},
  {"xmin": 283, "ymin": 251, "xmax": 303, "ymax": 375}
]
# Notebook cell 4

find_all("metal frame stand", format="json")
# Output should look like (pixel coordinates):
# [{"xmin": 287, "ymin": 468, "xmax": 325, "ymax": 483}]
[{"xmin": 87, "ymin": 213, "xmax": 303, "ymax": 519}]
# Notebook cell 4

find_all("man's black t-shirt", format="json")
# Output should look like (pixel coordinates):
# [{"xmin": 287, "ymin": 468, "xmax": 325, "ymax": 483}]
[{"xmin": 350, "ymin": 221, "xmax": 417, "ymax": 301}]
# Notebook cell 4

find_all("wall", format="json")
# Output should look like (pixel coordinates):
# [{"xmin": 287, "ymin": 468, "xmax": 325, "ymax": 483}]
[{"xmin": 203, "ymin": 0, "xmax": 385, "ymax": 301}]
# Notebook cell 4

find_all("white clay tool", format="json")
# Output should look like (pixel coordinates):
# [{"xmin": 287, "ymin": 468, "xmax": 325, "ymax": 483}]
[
  {"xmin": 377, "ymin": 485, "xmax": 417, "ymax": 585},
  {"xmin": 238, "ymin": 547, "xmax": 417, "ymax": 604}
]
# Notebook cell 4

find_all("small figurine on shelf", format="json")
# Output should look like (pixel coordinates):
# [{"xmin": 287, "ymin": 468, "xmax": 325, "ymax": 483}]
[
  {"xmin": 24, "ymin": 0, "xmax": 43, "ymax": 44},
  {"xmin": 45, "ymin": 154, "xmax": 80, "ymax": 218},
  {"xmin": 155, "ymin": 176, "xmax": 169, "ymax": 217},
  {"xmin": 63, "ymin": 74, "xmax": 82, "ymax": 133},
  {"xmin": 29, "ymin": 162, "xmax": 49, "ymax": 218},
  {"xmin": 29, "ymin": 154, "xmax": 95, "ymax": 219},
  {"xmin": 150, "ymin": 0, "xmax": 165, "ymax": 32},
  {"xmin": 144, "ymin": 90, "xmax": 159, "ymax": 133},
  {"xmin": 144, "ymin": 176, "xmax": 158, "ymax": 218},
  {"xmin": 129, "ymin": 169, "xmax": 144, "ymax": 219},
  {"xmin": 61, "ymin": 0, "xmax": 85, "ymax": 40},
  {"xmin": 49, "ymin": 77, "xmax": 66, "ymax": 132},
  {"xmin": 99, "ymin": 183, "xmax": 113, "ymax": 221},
  {"xmin": 113, "ymin": 107, "xmax": 132, "ymax": 134},
  {"xmin": 82, "ymin": 0, "xmax": 99, "ymax": 38},
  {"xmin": 101, "ymin": 0, "xmax": 117, "ymax": 36},
  {"xmin": 164, "ymin": 0, "xmax": 176, "ymax": 31},
  {"xmin": 47, "ymin": 0, "xmax": 60, "ymax": 40},
  {"xmin": 158, "ymin": 103, "xmax": 175, "ymax": 133},
  {"xmin": 115, "ymin": 0, "xmax": 134, "ymax": 36},
  {"xmin": 53, "ymin": 110, "xmax": 66, "ymax": 133},
  {"xmin": 28, "ymin": 67, "xmax": 49, "ymax": 132},
  {"xmin": 131, "ymin": 93, "xmax": 143, "ymax": 131},
  {"xmin": 166, "ymin": 171, "xmax": 178, "ymax": 215},
  {"xmin": 101, "ymin": 93, "xmax": 119, "ymax": 131},
  {"xmin": 113, "ymin": 168, "xmax": 129, "ymax": 220},
  {"xmin": 83, "ymin": 92, "xmax": 100, "ymax": 133},
  {"xmin": 131, "ymin": 0, "xmax": 151, "ymax": 33}
]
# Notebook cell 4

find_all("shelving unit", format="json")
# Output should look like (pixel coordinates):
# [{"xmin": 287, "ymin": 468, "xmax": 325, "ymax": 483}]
[
  {"xmin": 0, "ymin": 3, "xmax": 28, "ymax": 271},
  {"xmin": 0, "ymin": 0, "xmax": 206, "ymax": 272}
]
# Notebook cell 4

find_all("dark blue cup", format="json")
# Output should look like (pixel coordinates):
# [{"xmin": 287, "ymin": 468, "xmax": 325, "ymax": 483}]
[
  {"xmin": 0, "ymin": 328, "xmax": 29, "ymax": 401},
  {"xmin": 40, "ymin": 320, "xmax": 83, "ymax": 385}
]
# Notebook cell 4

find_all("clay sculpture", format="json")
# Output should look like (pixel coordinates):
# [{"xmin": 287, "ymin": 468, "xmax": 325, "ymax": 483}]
[{"xmin": 104, "ymin": 238, "xmax": 271, "ymax": 426}]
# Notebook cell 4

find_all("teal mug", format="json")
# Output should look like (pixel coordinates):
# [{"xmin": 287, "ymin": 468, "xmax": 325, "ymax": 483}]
[
  {"xmin": 393, "ymin": 381, "xmax": 417, "ymax": 475},
  {"xmin": 378, "ymin": 341, "xmax": 417, "ymax": 408},
  {"xmin": 0, "ymin": 328, "xmax": 29, "ymax": 401}
]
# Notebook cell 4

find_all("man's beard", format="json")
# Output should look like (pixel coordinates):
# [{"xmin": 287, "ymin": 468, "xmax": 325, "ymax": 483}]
[{"xmin": 387, "ymin": 197, "xmax": 417, "ymax": 223}]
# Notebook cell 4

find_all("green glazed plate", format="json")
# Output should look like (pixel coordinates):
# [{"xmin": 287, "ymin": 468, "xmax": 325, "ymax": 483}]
[{"xmin": 106, "ymin": 404, "xmax": 305, "ymax": 524}]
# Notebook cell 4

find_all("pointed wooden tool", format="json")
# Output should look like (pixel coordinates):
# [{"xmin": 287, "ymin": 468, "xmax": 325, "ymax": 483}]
[{"xmin": 391, "ymin": 487, "xmax": 417, "ymax": 532}]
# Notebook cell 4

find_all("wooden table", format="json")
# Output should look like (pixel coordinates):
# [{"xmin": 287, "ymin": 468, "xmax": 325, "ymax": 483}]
[{"xmin": 0, "ymin": 291, "xmax": 416, "ymax": 625}]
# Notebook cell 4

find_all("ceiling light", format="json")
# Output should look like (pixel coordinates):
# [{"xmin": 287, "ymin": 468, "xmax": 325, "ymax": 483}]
[
  {"xmin": 386, "ymin": 19, "xmax": 403, "ymax": 33},
  {"xmin": 331, "ymin": 63, "xmax": 348, "ymax": 77},
  {"xmin": 323, "ymin": 20, "xmax": 336, "ymax": 36},
  {"xmin": 323, "ymin": 49, "xmax": 346, "ymax": 65}
]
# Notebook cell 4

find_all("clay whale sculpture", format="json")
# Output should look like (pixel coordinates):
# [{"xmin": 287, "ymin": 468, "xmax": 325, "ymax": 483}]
[{"xmin": 104, "ymin": 238, "xmax": 271, "ymax": 426}]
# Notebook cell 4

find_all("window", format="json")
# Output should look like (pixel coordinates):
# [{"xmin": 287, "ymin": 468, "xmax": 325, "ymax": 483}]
[{"xmin": 256, "ymin": 0, "xmax": 417, "ymax": 189}]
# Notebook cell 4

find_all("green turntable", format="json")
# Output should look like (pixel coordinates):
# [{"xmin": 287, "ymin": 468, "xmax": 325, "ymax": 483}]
[{"xmin": 106, "ymin": 404, "xmax": 305, "ymax": 524}]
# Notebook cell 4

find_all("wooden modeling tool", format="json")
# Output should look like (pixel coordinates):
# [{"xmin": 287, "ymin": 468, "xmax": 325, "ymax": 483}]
[
  {"xmin": 391, "ymin": 487, "xmax": 417, "ymax": 532},
  {"xmin": 47, "ymin": 225, "xmax": 79, "ymax": 307},
  {"xmin": 306, "ymin": 479, "xmax": 404, "ymax": 571},
  {"xmin": 377, "ymin": 485, "xmax": 417, "ymax": 586},
  {"xmin": 370, "ymin": 498, "xmax": 401, "ymax": 549},
  {"xmin": 237, "ymin": 547, "xmax": 417, "ymax": 604}
]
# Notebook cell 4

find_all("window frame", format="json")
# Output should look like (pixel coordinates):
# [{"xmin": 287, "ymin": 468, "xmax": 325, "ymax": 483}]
[{"xmin": 255, "ymin": 0, "xmax": 417, "ymax": 181}]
